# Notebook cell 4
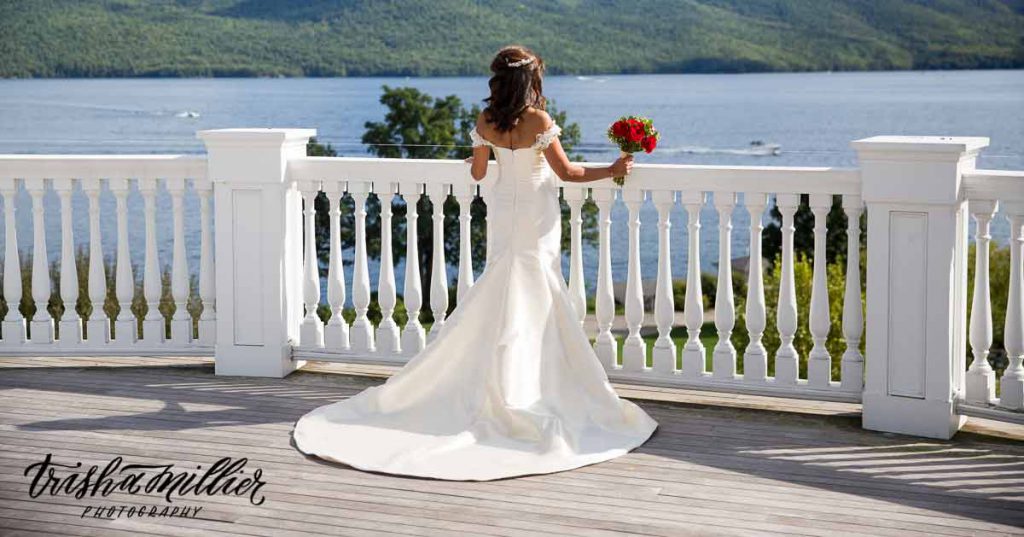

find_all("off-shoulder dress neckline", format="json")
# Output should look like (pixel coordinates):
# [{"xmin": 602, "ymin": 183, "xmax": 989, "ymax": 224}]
[{"xmin": 470, "ymin": 123, "xmax": 562, "ymax": 152}]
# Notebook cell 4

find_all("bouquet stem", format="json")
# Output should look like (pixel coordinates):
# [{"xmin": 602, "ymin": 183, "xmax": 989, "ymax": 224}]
[{"xmin": 614, "ymin": 150, "xmax": 631, "ymax": 186}]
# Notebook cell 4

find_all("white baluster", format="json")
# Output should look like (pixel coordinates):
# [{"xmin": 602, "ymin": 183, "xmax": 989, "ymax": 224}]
[
  {"xmin": 376, "ymin": 183, "xmax": 400, "ymax": 355},
  {"xmin": 139, "ymin": 181, "xmax": 163, "ymax": 343},
  {"xmin": 54, "ymin": 178, "xmax": 81, "ymax": 345},
  {"xmin": 427, "ymin": 183, "xmax": 449, "ymax": 341},
  {"xmin": 565, "ymin": 187, "xmax": 587, "ymax": 325},
  {"xmin": 1000, "ymin": 202, "xmax": 1024, "ymax": 410},
  {"xmin": 196, "ymin": 180, "xmax": 215, "ymax": 346},
  {"xmin": 652, "ymin": 190, "xmax": 676, "ymax": 374},
  {"xmin": 299, "ymin": 183, "xmax": 324, "ymax": 348},
  {"xmin": 593, "ymin": 189, "xmax": 617, "ymax": 369},
  {"xmin": 350, "ymin": 181, "xmax": 375, "ymax": 352},
  {"xmin": 401, "ymin": 185, "xmax": 426, "ymax": 355},
  {"xmin": 322, "ymin": 182, "xmax": 349, "ymax": 351},
  {"xmin": 775, "ymin": 193, "xmax": 800, "ymax": 384},
  {"xmin": 808, "ymin": 194, "xmax": 833, "ymax": 387},
  {"xmin": 110, "ymin": 178, "xmax": 135, "ymax": 344},
  {"xmin": 840, "ymin": 195, "xmax": 864, "ymax": 392},
  {"xmin": 713, "ymin": 192, "xmax": 737, "ymax": 379},
  {"xmin": 82, "ymin": 179, "xmax": 108, "ymax": 344},
  {"xmin": 454, "ymin": 183, "xmax": 474, "ymax": 302},
  {"xmin": 622, "ymin": 188, "xmax": 647, "ymax": 372},
  {"xmin": 1, "ymin": 178, "xmax": 25, "ymax": 344},
  {"xmin": 26, "ymin": 178, "xmax": 53, "ymax": 343},
  {"xmin": 681, "ymin": 191, "xmax": 706, "ymax": 377},
  {"xmin": 743, "ymin": 193, "xmax": 769, "ymax": 382},
  {"xmin": 167, "ymin": 178, "xmax": 191, "ymax": 344},
  {"xmin": 966, "ymin": 199, "xmax": 998, "ymax": 404}
]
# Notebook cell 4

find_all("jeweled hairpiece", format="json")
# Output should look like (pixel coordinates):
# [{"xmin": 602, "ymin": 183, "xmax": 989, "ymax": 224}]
[{"xmin": 507, "ymin": 57, "xmax": 534, "ymax": 68}]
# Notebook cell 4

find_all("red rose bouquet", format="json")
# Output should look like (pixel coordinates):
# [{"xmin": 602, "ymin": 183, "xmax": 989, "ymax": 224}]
[{"xmin": 606, "ymin": 115, "xmax": 659, "ymax": 185}]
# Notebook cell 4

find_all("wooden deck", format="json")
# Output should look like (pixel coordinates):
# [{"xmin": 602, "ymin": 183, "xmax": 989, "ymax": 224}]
[{"xmin": 1, "ymin": 356, "xmax": 1022, "ymax": 537}]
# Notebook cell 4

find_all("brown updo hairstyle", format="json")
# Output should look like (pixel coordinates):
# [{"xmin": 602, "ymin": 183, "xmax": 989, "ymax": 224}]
[{"xmin": 483, "ymin": 45, "xmax": 546, "ymax": 132}]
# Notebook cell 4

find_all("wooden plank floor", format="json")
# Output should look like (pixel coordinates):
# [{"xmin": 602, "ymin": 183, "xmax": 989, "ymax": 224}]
[{"xmin": 0, "ymin": 356, "xmax": 1022, "ymax": 537}]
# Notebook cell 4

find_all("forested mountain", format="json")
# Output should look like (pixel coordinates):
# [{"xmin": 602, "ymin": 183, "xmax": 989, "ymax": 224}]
[{"xmin": 1, "ymin": 0, "xmax": 1021, "ymax": 77}]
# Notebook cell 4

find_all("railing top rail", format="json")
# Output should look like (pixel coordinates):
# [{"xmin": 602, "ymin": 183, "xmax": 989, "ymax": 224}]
[
  {"xmin": 964, "ymin": 169, "xmax": 1024, "ymax": 205},
  {"xmin": 289, "ymin": 156, "xmax": 862, "ymax": 196},
  {"xmin": 0, "ymin": 154, "xmax": 207, "ymax": 181}
]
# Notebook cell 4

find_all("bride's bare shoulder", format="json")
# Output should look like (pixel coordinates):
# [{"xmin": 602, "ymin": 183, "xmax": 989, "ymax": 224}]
[{"xmin": 522, "ymin": 107, "xmax": 553, "ymax": 128}]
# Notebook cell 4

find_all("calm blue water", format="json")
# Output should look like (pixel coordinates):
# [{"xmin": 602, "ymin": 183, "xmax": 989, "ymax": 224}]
[{"xmin": 0, "ymin": 71, "xmax": 1020, "ymax": 301}]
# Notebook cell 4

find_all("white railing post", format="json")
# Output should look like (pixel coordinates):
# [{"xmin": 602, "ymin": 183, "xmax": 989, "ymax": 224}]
[
  {"xmin": 299, "ymin": 182, "xmax": 324, "ymax": 348},
  {"xmin": 774, "ymin": 193, "xmax": 800, "ymax": 385},
  {"xmin": 83, "ymin": 178, "xmax": 108, "ymax": 345},
  {"xmin": 198, "ymin": 128, "xmax": 314, "ymax": 377},
  {"xmin": 1000, "ymin": 202, "xmax": 1024, "ymax": 410},
  {"xmin": 840, "ymin": 194, "xmax": 864, "ymax": 392},
  {"xmin": 593, "ymin": 189, "xmax": 617, "ymax": 369},
  {"xmin": 196, "ymin": 179, "xmax": 216, "ymax": 346},
  {"xmin": 966, "ymin": 199, "xmax": 998, "ymax": 404},
  {"xmin": 349, "ymin": 182, "xmax": 375, "ymax": 352},
  {"xmin": 651, "ymin": 190, "xmax": 676, "ymax": 374},
  {"xmin": 854, "ymin": 135, "xmax": 989, "ymax": 439},
  {"xmin": 426, "ymin": 183, "xmax": 449, "ymax": 341},
  {"xmin": 622, "ymin": 188, "xmax": 647, "ymax": 371},
  {"xmin": 167, "ymin": 177, "xmax": 192, "ymax": 344},
  {"xmin": 322, "ymin": 181, "xmax": 350, "ymax": 351},
  {"xmin": 376, "ymin": 183, "xmax": 400, "ymax": 355},
  {"xmin": 453, "ymin": 183, "xmax": 475, "ymax": 302},
  {"xmin": 401, "ymin": 184, "xmax": 426, "ymax": 356},
  {"xmin": 680, "ymin": 191, "xmax": 706, "ymax": 377},
  {"xmin": 713, "ymin": 191, "xmax": 737, "ymax": 379},
  {"xmin": 26, "ymin": 178, "xmax": 54, "ymax": 343},
  {"xmin": 140, "ymin": 180, "xmax": 163, "ymax": 344},
  {"xmin": 54, "ymin": 178, "xmax": 82, "ymax": 345},
  {"xmin": 110, "ymin": 178, "xmax": 136, "ymax": 344},
  {"xmin": 565, "ymin": 187, "xmax": 588, "ymax": 325},
  {"xmin": 1, "ymin": 178, "xmax": 25, "ymax": 345},
  {"xmin": 807, "ymin": 194, "xmax": 832, "ymax": 387},
  {"xmin": 743, "ymin": 193, "xmax": 769, "ymax": 381}
]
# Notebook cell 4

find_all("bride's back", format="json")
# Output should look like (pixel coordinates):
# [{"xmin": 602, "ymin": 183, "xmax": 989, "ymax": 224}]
[{"xmin": 476, "ymin": 107, "xmax": 552, "ymax": 150}]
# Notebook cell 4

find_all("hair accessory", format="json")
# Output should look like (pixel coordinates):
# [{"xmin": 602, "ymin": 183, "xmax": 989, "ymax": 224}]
[{"xmin": 506, "ymin": 57, "xmax": 534, "ymax": 68}]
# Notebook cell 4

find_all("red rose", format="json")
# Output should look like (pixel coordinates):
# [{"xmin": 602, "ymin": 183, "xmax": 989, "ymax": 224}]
[
  {"xmin": 611, "ymin": 120, "xmax": 630, "ymax": 139},
  {"xmin": 627, "ymin": 119, "xmax": 645, "ymax": 143},
  {"xmin": 641, "ymin": 135, "xmax": 657, "ymax": 153}
]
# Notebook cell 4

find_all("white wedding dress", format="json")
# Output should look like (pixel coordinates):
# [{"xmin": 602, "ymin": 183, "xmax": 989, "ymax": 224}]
[{"xmin": 292, "ymin": 122, "xmax": 658, "ymax": 481}]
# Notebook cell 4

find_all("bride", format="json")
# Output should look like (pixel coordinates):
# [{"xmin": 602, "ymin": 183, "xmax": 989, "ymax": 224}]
[{"xmin": 293, "ymin": 45, "xmax": 658, "ymax": 481}]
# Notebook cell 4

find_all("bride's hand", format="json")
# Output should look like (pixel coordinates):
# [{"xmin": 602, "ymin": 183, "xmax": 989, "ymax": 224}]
[
  {"xmin": 609, "ymin": 154, "xmax": 634, "ymax": 178},
  {"xmin": 464, "ymin": 156, "xmax": 474, "ymax": 164}
]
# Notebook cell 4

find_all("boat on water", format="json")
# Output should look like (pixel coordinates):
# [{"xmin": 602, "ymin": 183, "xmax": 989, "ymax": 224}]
[{"xmin": 747, "ymin": 140, "xmax": 782, "ymax": 156}]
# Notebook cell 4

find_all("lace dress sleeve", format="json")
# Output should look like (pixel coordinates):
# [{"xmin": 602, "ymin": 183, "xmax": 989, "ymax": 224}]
[
  {"xmin": 470, "ymin": 127, "xmax": 493, "ymax": 148},
  {"xmin": 532, "ymin": 123, "xmax": 562, "ymax": 151}
]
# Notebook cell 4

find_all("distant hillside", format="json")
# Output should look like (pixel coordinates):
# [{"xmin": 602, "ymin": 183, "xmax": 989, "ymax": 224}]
[{"xmin": 1, "ymin": 0, "xmax": 1021, "ymax": 77}]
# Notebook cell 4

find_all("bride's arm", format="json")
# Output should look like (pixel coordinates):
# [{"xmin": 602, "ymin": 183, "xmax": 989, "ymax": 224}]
[
  {"xmin": 468, "ymin": 144, "xmax": 491, "ymax": 181},
  {"xmin": 543, "ymin": 138, "xmax": 632, "ymax": 183}
]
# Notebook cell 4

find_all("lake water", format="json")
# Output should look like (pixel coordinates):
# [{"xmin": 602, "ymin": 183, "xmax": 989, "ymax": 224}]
[{"xmin": 0, "ymin": 71, "xmax": 1021, "ymax": 299}]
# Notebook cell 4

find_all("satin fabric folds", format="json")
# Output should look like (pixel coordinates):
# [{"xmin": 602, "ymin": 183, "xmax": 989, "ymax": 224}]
[{"xmin": 292, "ymin": 123, "xmax": 658, "ymax": 481}]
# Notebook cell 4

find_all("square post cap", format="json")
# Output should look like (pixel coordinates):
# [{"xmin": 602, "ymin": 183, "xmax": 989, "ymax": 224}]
[
  {"xmin": 851, "ymin": 136, "xmax": 989, "ymax": 161},
  {"xmin": 197, "ymin": 128, "xmax": 317, "ymax": 148},
  {"xmin": 852, "ymin": 136, "xmax": 990, "ymax": 205}
]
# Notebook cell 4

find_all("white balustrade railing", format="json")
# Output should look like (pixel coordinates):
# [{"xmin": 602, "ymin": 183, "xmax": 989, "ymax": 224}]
[
  {"xmin": 0, "ymin": 131, "xmax": 1021, "ymax": 439},
  {"xmin": 287, "ymin": 156, "xmax": 865, "ymax": 401},
  {"xmin": 961, "ymin": 170, "xmax": 1024, "ymax": 415},
  {"xmin": 0, "ymin": 155, "xmax": 213, "ymax": 354}
]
